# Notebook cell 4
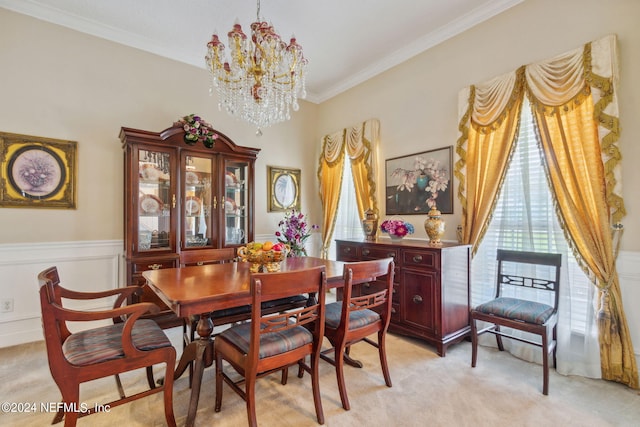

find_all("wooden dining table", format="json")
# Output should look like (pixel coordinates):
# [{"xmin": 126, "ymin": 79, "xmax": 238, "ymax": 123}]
[{"xmin": 143, "ymin": 256, "xmax": 346, "ymax": 427}]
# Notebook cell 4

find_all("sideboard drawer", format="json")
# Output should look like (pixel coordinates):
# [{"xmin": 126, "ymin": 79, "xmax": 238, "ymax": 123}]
[
  {"xmin": 361, "ymin": 245, "xmax": 398, "ymax": 261},
  {"xmin": 361, "ymin": 278, "xmax": 389, "ymax": 295},
  {"xmin": 403, "ymin": 249, "xmax": 439, "ymax": 270},
  {"xmin": 337, "ymin": 243, "xmax": 360, "ymax": 261}
]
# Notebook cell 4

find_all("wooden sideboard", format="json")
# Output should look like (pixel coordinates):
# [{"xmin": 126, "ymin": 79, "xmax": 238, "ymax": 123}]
[{"xmin": 335, "ymin": 238, "xmax": 471, "ymax": 356}]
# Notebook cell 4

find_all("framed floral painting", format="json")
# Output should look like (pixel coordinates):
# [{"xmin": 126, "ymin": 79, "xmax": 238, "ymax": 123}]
[
  {"xmin": 385, "ymin": 146, "xmax": 453, "ymax": 215},
  {"xmin": 0, "ymin": 131, "xmax": 77, "ymax": 209}
]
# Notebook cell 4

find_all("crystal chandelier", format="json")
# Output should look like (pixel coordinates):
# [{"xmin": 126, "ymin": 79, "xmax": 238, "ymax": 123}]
[{"xmin": 205, "ymin": 0, "xmax": 308, "ymax": 133}]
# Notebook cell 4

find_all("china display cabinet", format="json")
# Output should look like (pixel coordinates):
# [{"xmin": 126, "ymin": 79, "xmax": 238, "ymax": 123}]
[{"xmin": 120, "ymin": 119, "xmax": 260, "ymax": 327}]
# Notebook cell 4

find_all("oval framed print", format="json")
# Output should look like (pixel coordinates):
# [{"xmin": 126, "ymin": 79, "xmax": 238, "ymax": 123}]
[{"xmin": 267, "ymin": 166, "xmax": 300, "ymax": 212}]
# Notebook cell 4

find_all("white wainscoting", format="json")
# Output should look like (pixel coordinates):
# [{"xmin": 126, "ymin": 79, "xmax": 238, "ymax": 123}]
[
  {"xmin": 617, "ymin": 250, "xmax": 640, "ymax": 364},
  {"xmin": 1, "ymin": 240, "xmax": 637, "ymax": 365},
  {"xmin": 0, "ymin": 240, "xmax": 124, "ymax": 348}
]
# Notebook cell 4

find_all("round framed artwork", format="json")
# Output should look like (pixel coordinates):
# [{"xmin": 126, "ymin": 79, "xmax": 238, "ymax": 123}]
[
  {"xmin": 0, "ymin": 132, "xmax": 77, "ymax": 209},
  {"xmin": 7, "ymin": 145, "xmax": 66, "ymax": 199}
]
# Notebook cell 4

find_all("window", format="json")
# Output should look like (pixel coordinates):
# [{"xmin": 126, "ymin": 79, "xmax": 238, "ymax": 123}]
[
  {"xmin": 328, "ymin": 159, "xmax": 361, "ymax": 260},
  {"xmin": 472, "ymin": 98, "xmax": 593, "ymax": 335}
]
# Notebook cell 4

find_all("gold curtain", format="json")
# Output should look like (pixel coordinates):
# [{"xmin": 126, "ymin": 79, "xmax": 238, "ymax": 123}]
[
  {"xmin": 527, "ymin": 41, "xmax": 637, "ymax": 388},
  {"xmin": 317, "ymin": 130, "xmax": 346, "ymax": 258},
  {"xmin": 457, "ymin": 68, "xmax": 525, "ymax": 254},
  {"xmin": 346, "ymin": 120, "xmax": 379, "ymax": 221},
  {"xmin": 317, "ymin": 120, "xmax": 379, "ymax": 258},
  {"xmin": 456, "ymin": 35, "xmax": 637, "ymax": 388}
]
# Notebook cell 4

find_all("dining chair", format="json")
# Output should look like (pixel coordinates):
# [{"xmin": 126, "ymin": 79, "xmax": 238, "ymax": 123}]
[
  {"xmin": 179, "ymin": 248, "xmax": 308, "ymax": 386},
  {"xmin": 320, "ymin": 257, "xmax": 395, "ymax": 411},
  {"xmin": 38, "ymin": 266, "xmax": 176, "ymax": 427},
  {"xmin": 214, "ymin": 265, "xmax": 327, "ymax": 427},
  {"xmin": 179, "ymin": 248, "xmax": 309, "ymax": 341},
  {"xmin": 470, "ymin": 249, "xmax": 562, "ymax": 395},
  {"xmin": 179, "ymin": 247, "xmax": 239, "ymax": 343}
]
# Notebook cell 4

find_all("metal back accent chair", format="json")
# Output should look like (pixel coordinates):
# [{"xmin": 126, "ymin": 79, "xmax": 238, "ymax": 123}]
[
  {"xmin": 214, "ymin": 266, "xmax": 327, "ymax": 427},
  {"xmin": 470, "ymin": 249, "xmax": 562, "ymax": 395},
  {"xmin": 38, "ymin": 266, "xmax": 176, "ymax": 427},
  {"xmin": 320, "ymin": 257, "xmax": 395, "ymax": 411}
]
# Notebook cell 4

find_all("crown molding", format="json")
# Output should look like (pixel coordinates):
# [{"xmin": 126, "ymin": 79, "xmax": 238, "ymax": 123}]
[
  {"xmin": 314, "ymin": 0, "xmax": 524, "ymax": 103},
  {"xmin": 0, "ymin": 0, "xmax": 524, "ymax": 104}
]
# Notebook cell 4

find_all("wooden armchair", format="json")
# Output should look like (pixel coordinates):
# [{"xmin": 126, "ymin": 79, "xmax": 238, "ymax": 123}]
[
  {"xmin": 470, "ymin": 249, "xmax": 562, "ymax": 395},
  {"xmin": 320, "ymin": 257, "xmax": 395, "ymax": 410},
  {"xmin": 38, "ymin": 267, "xmax": 176, "ymax": 427},
  {"xmin": 214, "ymin": 266, "xmax": 327, "ymax": 426}
]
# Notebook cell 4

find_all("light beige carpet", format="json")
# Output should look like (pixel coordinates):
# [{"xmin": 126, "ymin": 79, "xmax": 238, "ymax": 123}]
[{"xmin": 1, "ymin": 326, "xmax": 638, "ymax": 426}]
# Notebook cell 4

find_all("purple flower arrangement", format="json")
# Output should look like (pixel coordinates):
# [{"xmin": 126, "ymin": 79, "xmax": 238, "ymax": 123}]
[{"xmin": 275, "ymin": 209, "xmax": 319, "ymax": 257}]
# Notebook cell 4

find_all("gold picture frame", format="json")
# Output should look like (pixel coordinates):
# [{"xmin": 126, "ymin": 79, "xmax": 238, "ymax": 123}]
[
  {"xmin": 267, "ymin": 166, "xmax": 300, "ymax": 212},
  {"xmin": 0, "ymin": 131, "xmax": 77, "ymax": 209}
]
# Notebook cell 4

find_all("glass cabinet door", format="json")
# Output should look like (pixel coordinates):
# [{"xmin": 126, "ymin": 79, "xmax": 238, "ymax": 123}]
[
  {"xmin": 137, "ymin": 148, "xmax": 173, "ymax": 252},
  {"xmin": 183, "ymin": 154, "xmax": 215, "ymax": 248},
  {"xmin": 224, "ymin": 160, "xmax": 249, "ymax": 246}
]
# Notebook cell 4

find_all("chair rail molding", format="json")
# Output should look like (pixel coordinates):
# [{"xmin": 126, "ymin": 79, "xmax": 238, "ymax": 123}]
[{"xmin": 0, "ymin": 240, "xmax": 124, "ymax": 348}]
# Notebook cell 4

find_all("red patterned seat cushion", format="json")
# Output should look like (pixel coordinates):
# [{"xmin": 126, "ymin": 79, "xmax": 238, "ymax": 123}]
[
  {"xmin": 218, "ymin": 321, "xmax": 312, "ymax": 359},
  {"xmin": 324, "ymin": 301, "xmax": 381, "ymax": 330},
  {"xmin": 475, "ymin": 297, "xmax": 554, "ymax": 325},
  {"xmin": 62, "ymin": 319, "xmax": 172, "ymax": 366}
]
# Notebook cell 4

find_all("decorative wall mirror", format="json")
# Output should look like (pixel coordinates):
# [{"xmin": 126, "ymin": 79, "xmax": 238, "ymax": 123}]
[{"xmin": 267, "ymin": 166, "xmax": 300, "ymax": 212}]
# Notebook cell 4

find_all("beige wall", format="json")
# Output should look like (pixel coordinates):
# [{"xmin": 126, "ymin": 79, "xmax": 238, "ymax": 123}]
[
  {"xmin": 1, "ymin": 1, "xmax": 639, "ymax": 353},
  {"xmin": 0, "ymin": 8, "xmax": 319, "ymax": 244},
  {"xmin": 1, "ymin": 0, "xmax": 638, "ymax": 252},
  {"xmin": 316, "ymin": 0, "xmax": 640, "ymax": 252}
]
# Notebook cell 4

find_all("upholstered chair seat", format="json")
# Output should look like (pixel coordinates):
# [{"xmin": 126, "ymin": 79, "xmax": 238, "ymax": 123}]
[
  {"xmin": 62, "ymin": 319, "xmax": 172, "ymax": 366},
  {"xmin": 473, "ymin": 297, "xmax": 554, "ymax": 325}
]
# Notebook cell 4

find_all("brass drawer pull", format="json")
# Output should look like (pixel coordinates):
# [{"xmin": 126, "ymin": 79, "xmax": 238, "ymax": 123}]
[
  {"xmin": 344, "ymin": 247, "xmax": 352, "ymax": 253},
  {"xmin": 391, "ymin": 307, "xmax": 397, "ymax": 314},
  {"xmin": 387, "ymin": 252, "xmax": 396, "ymax": 258},
  {"xmin": 363, "ymin": 282, "xmax": 371, "ymax": 288},
  {"xmin": 412, "ymin": 295, "xmax": 423, "ymax": 304},
  {"xmin": 148, "ymin": 263, "xmax": 162, "ymax": 270},
  {"xmin": 362, "ymin": 249, "xmax": 370, "ymax": 256},
  {"xmin": 413, "ymin": 255, "xmax": 423, "ymax": 263}
]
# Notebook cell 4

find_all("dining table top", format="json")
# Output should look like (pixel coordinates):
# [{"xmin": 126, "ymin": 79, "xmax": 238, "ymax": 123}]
[{"xmin": 142, "ymin": 256, "xmax": 346, "ymax": 317}]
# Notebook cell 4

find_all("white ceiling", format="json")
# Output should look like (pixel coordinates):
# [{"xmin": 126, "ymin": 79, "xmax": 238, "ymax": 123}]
[{"xmin": 0, "ymin": 0, "xmax": 523, "ymax": 103}]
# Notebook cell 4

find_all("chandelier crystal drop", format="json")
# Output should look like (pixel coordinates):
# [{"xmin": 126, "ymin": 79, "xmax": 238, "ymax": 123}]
[{"xmin": 205, "ymin": 0, "xmax": 308, "ymax": 132}]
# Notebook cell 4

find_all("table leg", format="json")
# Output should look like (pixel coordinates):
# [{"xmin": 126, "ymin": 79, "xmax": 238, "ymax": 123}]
[
  {"xmin": 343, "ymin": 345, "xmax": 364, "ymax": 368},
  {"xmin": 173, "ymin": 313, "xmax": 213, "ymax": 427}
]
